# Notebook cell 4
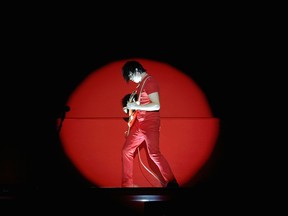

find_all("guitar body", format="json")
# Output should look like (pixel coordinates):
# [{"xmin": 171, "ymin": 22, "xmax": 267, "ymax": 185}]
[{"xmin": 126, "ymin": 110, "xmax": 137, "ymax": 136}]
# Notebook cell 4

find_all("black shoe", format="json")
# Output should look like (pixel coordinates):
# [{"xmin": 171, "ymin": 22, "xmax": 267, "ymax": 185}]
[{"xmin": 166, "ymin": 179, "xmax": 179, "ymax": 188}]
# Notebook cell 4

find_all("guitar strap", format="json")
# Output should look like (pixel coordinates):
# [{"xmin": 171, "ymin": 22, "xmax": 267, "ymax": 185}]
[{"xmin": 136, "ymin": 75, "xmax": 151, "ymax": 104}]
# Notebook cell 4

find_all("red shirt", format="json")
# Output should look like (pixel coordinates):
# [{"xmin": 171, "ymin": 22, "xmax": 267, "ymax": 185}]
[{"xmin": 136, "ymin": 75, "xmax": 160, "ymax": 121}]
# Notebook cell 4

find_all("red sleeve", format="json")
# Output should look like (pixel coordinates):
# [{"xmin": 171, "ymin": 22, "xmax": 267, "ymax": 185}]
[{"xmin": 145, "ymin": 76, "xmax": 159, "ymax": 95}]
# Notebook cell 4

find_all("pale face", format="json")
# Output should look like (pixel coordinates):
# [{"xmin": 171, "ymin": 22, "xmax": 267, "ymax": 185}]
[{"xmin": 129, "ymin": 71, "xmax": 142, "ymax": 83}]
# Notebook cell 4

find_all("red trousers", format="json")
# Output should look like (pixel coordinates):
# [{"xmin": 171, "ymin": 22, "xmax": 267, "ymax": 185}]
[{"xmin": 121, "ymin": 118, "xmax": 175, "ymax": 187}]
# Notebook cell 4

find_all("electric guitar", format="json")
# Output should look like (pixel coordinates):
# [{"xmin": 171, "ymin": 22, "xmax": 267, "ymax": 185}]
[{"xmin": 125, "ymin": 91, "xmax": 138, "ymax": 137}]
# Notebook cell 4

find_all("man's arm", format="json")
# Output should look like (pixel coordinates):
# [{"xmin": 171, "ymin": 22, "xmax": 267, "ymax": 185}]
[{"xmin": 126, "ymin": 92, "xmax": 160, "ymax": 111}]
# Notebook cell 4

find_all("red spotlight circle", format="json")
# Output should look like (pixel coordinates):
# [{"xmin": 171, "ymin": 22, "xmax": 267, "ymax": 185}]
[{"xmin": 59, "ymin": 59, "xmax": 219, "ymax": 187}]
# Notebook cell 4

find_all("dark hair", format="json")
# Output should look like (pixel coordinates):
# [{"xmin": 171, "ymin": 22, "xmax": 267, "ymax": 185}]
[{"xmin": 122, "ymin": 60, "xmax": 146, "ymax": 82}]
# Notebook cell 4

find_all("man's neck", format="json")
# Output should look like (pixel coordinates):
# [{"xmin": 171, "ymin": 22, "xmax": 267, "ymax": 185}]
[{"xmin": 140, "ymin": 72, "xmax": 148, "ymax": 81}]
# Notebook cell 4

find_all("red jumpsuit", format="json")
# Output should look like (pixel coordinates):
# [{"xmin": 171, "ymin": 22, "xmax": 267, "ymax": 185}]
[{"xmin": 121, "ymin": 75, "xmax": 175, "ymax": 187}]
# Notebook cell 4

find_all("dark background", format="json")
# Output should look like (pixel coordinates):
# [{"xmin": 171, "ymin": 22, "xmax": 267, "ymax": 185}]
[{"xmin": 1, "ymin": 9, "xmax": 271, "ymax": 214}]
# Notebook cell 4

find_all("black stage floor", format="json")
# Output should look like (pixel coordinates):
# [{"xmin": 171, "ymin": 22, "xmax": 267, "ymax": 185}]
[{"xmin": 0, "ymin": 185, "xmax": 254, "ymax": 215}]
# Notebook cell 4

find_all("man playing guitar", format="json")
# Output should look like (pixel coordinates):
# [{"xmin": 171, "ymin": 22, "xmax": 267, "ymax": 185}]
[{"xmin": 121, "ymin": 60, "xmax": 179, "ymax": 188}]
